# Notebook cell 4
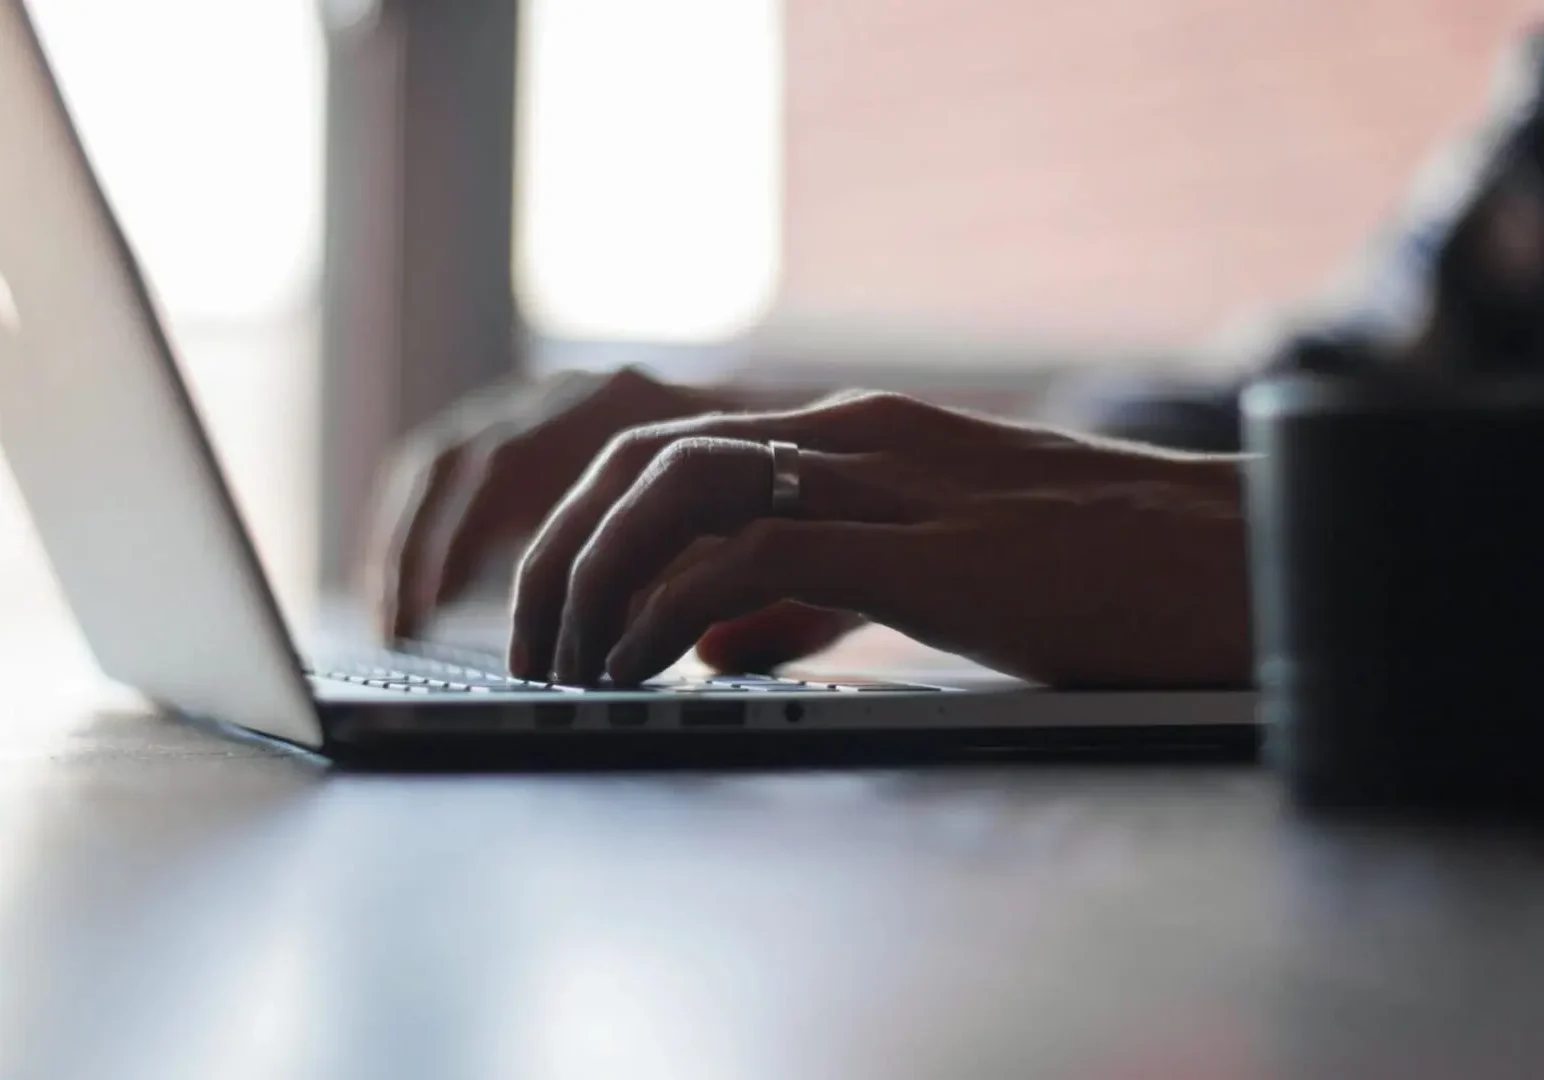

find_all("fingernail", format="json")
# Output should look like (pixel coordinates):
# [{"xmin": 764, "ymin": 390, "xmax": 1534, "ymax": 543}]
[{"xmin": 604, "ymin": 640, "xmax": 636, "ymax": 685}]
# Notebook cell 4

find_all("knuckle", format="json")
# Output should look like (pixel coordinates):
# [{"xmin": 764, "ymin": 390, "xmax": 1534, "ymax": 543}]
[
  {"xmin": 425, "ymin": 445, "xmax": 466, "ymax": 480},
  {"xmin": 387, "ymin": 440, "xmax": 461, "ymax": 497},
  {"xmin": 586, "ymin": 426, "xmax": 673, "ymax": 491},
  {"xmin": 823, "ymin": 390, "xmax": 923, "ymax": 428},
  {"xmin": 604, "ymin": 365, "xmax": 666, "ymax": 395},
  {"xmin": 857, "ymin": 391, "xmax": 921, "ymax": 419},
  {"xmin": 621, "ymin": 424, "xmax": 671, "ymax": 460},
  {"xmin": 598, "ymin": 425, "xmax": 669, "ymax": 478},
  {"xmin": 475, "ymin": 424, "xmax": 529, "ymax": 471},
  {"xmin": 645, "ymin": 436, "xmax": 721, "ymax": 487},
  {"xmin": 395, "ymin": 423, "xmax": 458, "ymax": 465},
  {"xmin": 448, "ymin": 448, "xmax": 496, "ymax": 496},
  {"xmin": 812, "ymin": 388, "xmax": 872, "ymax": 409}
]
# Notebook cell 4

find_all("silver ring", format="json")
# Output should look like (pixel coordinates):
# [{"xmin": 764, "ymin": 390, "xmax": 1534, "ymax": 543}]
[{"xmin": 768, "ymin": 440, "xmax": 801, "ymax": 517}]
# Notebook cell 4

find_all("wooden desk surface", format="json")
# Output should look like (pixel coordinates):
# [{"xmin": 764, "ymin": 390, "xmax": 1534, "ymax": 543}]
[{"xmin": 4, "ymin": 609, "xmax": 1544, "ymax": 1080}]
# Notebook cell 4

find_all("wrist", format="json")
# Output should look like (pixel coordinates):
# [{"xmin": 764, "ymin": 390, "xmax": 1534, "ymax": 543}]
[
  {"xmin": 1171, "ymin": 454, "xmax": 1247, "ymax": 507},
  {"xmin": 1055, "ymin": 431, "xmax": 1247, "ymax": 505}
]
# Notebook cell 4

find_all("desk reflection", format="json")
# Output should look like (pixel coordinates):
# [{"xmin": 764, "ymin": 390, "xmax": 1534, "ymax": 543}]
[{"xmin": 3, "ymin": 705, "xmax": 1544, "ymax": 1080}]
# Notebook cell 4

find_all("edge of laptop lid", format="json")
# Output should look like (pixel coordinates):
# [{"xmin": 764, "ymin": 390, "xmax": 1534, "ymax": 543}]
[{"xmin": 0, "ymin": 0, "xmax": 322, "ymax": 747}]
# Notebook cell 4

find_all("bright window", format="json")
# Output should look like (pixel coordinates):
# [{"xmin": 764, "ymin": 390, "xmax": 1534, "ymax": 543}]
[
  {"xmin": 515, "ymin": 0, "xmax": 783, "ymax": 344},
  {"xmin": 1, "ymin": 0, "xmax": 324, "ymax": 613}
]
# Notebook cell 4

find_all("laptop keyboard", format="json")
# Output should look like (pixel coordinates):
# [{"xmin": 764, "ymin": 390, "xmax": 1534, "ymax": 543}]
[
  {"xmin": 307, "ymin": 655, "xmax": 547, "ymax": 694},
  {"xmin": 306, "ymin": 643, "xmax": 939, "ymax": 695}
]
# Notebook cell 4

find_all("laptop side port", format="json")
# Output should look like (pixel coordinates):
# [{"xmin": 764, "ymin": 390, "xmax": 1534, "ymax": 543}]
[
  {"xmin": 608, "ymin": 702, "xmax": 650, "ymax": 728},
  {"xmin": 534, "ymin": 703, "xmax": 577, "ymax": 729},
  {"xmin": 679, "ymin": 700, "xmax": 745, "ymax": 727}
]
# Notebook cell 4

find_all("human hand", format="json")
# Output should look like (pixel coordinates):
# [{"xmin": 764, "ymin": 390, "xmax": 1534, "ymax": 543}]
[
  {"xmin": 366, "ymin": 366, "xmax": 853, "ymax": 669},
  {"xmin": 368, "ymin": 367, "xmax": 713, "ymax": 639},
  {"xmin": 507, "ymin": 392, "xmax": 1252, "ymax": 687}
]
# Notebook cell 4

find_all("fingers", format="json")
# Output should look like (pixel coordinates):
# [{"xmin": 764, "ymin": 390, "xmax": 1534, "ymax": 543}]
[
  {"xmin": 694, "ymin": 603, "xmax": 865, "ymax": 673},
  {"xmin": 506, "ymin": 394, "xmax": 940, "ymax": 679},
  {"xmin": 605, "ymin": 520, "xmax": 913, "ymax": 684},
  {"xmin": 398, "ymin": 436, "xmax": 508, "ymax": 629},
  {"xmin": 371, "ymin": 369, "xmax": 693, "ymax": 641},
  {"xmin": 423, "ymin": 413, "xmax": 646, "ymax": 619},
  {"xmin": 627, "ymin": 543, "xmax": 865, "ymax": 670},
  {"xmin": 526, "ymin": 438, "xmax": 924, "ymax": 683},
  {"xmin": 369, "ymin": 439, "xmax": 476, "ymax": 641},
  {"xmin": 367, "ymin": 387, "xmax": 533, "ymax": 640}
]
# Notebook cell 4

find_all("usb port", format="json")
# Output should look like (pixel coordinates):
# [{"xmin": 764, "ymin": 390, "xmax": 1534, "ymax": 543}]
[
  {"xmin": 680, "ymin": 701, "xmax": 745, "ymax": 728},
  {"xmin": 533, "ymin": 704, "xmax": 577, "ymax": 729},
  {"xmin": 608, "ymin": 702, "xmax": 650, "ymax": 728}
]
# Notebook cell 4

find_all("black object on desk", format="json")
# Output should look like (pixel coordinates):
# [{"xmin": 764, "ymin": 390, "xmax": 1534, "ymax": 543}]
[{"xmin": 1244, "ymin": 368, "xmax": 1544, "ymax": 810}]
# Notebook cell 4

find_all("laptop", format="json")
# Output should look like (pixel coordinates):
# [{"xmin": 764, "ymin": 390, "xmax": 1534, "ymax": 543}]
[{"xmin": 0, "ymin": 0, "xmax": 1255, "ymax": 764}]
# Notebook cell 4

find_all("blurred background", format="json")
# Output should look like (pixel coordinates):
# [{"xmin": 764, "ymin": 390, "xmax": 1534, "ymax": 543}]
[{"xmin": 0, "ymin": 0, "xmax": 1537, "ymax": 644}]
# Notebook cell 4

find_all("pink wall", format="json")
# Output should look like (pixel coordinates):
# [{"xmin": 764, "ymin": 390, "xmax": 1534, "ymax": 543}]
[{"xmin": 781, "ymin": 0, "xmax": 1540, "ymax": 346}]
